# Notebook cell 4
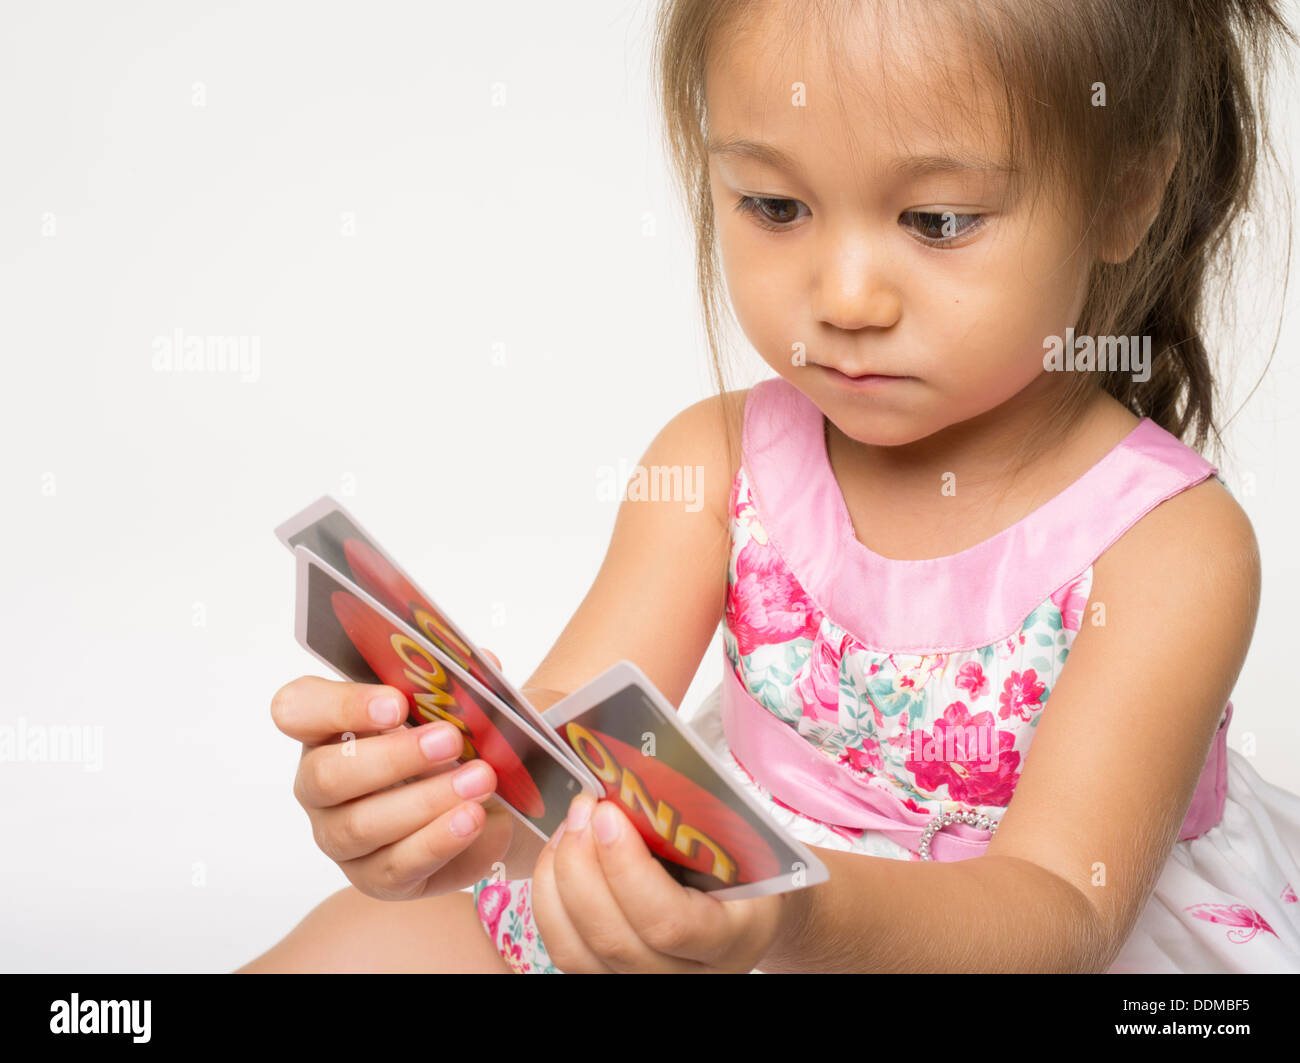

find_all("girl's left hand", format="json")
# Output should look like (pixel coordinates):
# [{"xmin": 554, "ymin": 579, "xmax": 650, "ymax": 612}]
[{"xmin": 530, "ymin": 794, "xmax": 790, "ymax": 973}]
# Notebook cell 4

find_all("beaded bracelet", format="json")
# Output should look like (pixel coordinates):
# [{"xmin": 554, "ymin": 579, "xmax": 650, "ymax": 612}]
[{"xmin": 917, "ymin": 810, "xmax": 999, "ymax": 861}]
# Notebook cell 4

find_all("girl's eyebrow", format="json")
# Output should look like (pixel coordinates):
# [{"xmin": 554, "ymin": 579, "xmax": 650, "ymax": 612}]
[
  {"xmin": 706, "ymin": 135, "xmax": 802, "ymax": 171},
  {"xmin": 706, "ymin": 135, "xmax": 1014, "ymax": 180},
  {"xmin": 891, "ymin": 152, "xmax": 1017, "ymax": 179}
]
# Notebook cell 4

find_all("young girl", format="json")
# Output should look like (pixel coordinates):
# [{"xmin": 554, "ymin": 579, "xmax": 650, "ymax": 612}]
[{"xmin": 241, "ymin": 0, "xmax": 1300, "ymax": 974}]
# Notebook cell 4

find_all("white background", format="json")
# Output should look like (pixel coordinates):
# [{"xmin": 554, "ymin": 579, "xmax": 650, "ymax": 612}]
[{"xmin": 1, "ymin": 0, "xmax": 1297, "ymax": 972}]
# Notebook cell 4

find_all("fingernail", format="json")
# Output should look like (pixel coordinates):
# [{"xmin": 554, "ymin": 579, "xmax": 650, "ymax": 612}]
[
  {"xmin": 449, "ymin": 806, "xmax": 480, "ymax": 838},
  {"xmin": 566, "ymin": 796, "xmax": 593, "ymax": 833},
  {"xmin": 369, "ymin": 695, "xmax": 402, "ymax": 728},
  {"xmin": 594, "ymin": 803, "xmax": 621, "ymax": 845},
  {"xmin": 420, "ymin": 723, "xmax": 461, "ymax": 761},
  {"xmin": 451, "ymin": 760, "xmax": 492, "ymax": 798}
]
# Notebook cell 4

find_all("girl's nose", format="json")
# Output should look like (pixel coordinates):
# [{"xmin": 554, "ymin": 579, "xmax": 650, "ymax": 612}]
[{"xmin": 812, "ymin": 235, "xmax": 902, "ymax": 332}]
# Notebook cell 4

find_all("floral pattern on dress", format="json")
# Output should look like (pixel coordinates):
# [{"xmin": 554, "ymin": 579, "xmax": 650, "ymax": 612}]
[
  {"xmin": 1184, "ymin": 903, "xmax": 1279, "ymax": 944},
  {"xmin": 721, "ymin": 462, "xmax": 1089, "ymax": 852},
  {"xmin": 471, "ymin": 876, "xmax": 559, "ymax": 974}
]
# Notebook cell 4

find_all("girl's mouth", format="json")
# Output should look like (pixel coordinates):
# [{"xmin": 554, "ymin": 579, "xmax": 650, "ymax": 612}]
[{"xmin": 818, "ymin": 364, "xmax": 913, "ymax": 389}]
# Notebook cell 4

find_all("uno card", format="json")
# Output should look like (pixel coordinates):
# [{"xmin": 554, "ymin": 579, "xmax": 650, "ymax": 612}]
[
  {"xmin": 293, "ymin": 545, "xmax": 601, "ymax": 841},
  {"xmin": 542, "ymin": 660, "xmax": 830, "ymax": 900},
  {"xmin": 275, "ymin": 496, "xmax": 570, "ymax": 758}
]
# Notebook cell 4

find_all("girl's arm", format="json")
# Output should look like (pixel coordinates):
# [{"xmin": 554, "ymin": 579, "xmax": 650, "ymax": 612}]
[
  {"xmin": 758, "ymin": 477, "xmax": 1261, "ymax": 973},
  {"xmin": 496, "ymin": 390, "xmax": 745, "ymax": 881},
  {"xmin": 515, "ymin": 392, "xmax": 741, "ymax": 706}
]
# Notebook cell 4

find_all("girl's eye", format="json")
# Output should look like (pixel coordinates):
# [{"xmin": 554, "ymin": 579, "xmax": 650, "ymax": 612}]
[
  {"xmin": 734, "ymin": 195, "xmax": 807, "ymax": 230},
  {"xmin": 901, "ymin": 210, "xmax": 984, "ymax": 246},
  {"xmin": 733, "ymin": 197, "xmax": 985, "ymax": 245}
]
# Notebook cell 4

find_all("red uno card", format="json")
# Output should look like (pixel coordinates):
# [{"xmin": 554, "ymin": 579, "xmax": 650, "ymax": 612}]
[
  {"xmin": 293, "ymin": 545, "xmax": 601, "ymax": 841},
  {"xmin": 275, "ymin": 496, "xmax": 570, "ymax": 759},
  {"xmin": 543, "ymin": 661, "xmax": 829, "ymax": 900}
]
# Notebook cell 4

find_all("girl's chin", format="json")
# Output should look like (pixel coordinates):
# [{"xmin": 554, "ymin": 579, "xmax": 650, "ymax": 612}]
[{"xmin": 828, "ymin": 407, "xmax": 959, "ymax": 451}]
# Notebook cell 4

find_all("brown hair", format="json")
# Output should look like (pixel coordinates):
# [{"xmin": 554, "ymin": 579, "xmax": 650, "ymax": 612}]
[{"xmin": 651, "ymin": 0, "xmax": 1297, "ymax": 483}]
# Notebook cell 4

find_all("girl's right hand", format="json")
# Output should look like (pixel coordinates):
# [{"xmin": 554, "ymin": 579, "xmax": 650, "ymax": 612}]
[{"xmin": 271, "ymin": 673, "xmax": 516, "ymax": 901}]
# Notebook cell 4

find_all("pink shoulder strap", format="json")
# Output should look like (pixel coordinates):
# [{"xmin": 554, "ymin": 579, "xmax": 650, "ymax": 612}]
[{"xmin": 741, "ymin": 376, "xmax": 1219, "ymax": 653}]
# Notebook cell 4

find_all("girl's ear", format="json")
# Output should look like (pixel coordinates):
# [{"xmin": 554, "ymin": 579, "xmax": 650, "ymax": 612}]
[{"xmin": 1098, "ymin": 134, "xmax": 1182, "ymax": 265}]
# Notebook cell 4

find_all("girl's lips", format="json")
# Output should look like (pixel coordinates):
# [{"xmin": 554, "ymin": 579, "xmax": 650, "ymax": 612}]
[{"xmin": 818, "ymin": 364, "xmax": 913, "ymax": 389}]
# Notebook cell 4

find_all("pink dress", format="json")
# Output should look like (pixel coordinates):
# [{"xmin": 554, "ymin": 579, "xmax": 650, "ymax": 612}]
[{"xmin": 473, "ymin": 377, "xmax": 1300, "ymax": 973}]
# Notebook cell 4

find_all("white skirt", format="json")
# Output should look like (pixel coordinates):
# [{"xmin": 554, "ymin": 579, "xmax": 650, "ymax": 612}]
[{"xmin": 684, "ymin": 683, "xmax": 1300, "ymax": 973}]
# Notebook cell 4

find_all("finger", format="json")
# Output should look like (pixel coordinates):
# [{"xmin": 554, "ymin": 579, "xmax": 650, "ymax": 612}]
[
  {"xmin": 340, "ymin": 792, "xmax": 512, "ymax": 900},
  {"xmin": 294, "ymin": 719, "xmax": 470, "ymax": 809},
  {"xmin": 311, "ymin": 757, "xmax": 500, "ymax": 862},
  {"xmin": 480, "ymin": 648, "xmax": 501, "ymax": 670},
  {"xmin": 416, "ymin": 796, "xmax": 517, "ymax": 895},
  {"xmin": 549, "ymin": 796, "xmax": 694, "ymax": 973},
  {"xmin": 272, "ymin": 675, "xmax": 410, "ymax": 746},
  {"xmin": 588, "ymin": 799, "xmax": 730, "ymax": 965},
  {"xmin": 529, "ymin": 814, "xmax": 617, "ymax": 974}
]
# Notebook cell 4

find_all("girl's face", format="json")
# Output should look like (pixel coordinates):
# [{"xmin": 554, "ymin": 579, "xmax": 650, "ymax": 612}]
[{"xmin": 705, "ymin": 5, "xmax": 1093, "ymax": 448}]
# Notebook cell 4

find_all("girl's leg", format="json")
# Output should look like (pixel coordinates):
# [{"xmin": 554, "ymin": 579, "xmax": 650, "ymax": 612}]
[{"xmin": 235, "ymin": 885, "xmax": 511, "ymax": 973}]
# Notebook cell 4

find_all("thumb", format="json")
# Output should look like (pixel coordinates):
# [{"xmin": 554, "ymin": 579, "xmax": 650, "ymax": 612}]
[{"xmin": 481, "ymin": 648, "xmax": 502, "ymax": 670}]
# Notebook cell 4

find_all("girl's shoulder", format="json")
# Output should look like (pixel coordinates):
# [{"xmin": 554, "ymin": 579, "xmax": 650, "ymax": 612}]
[
  {"xmin": 644, "ymin": 387, "xmax": 750, "ymax": 532},
  {"xmin": 1070, "ymin": 400, "xmax": 1259, "ymax": 662},
  {"xmin": 1074, "ymin": 392, "xmax": 1257, "ymax": 585},
  {"xmin": 1099, "ymin": 463, "xmax": 1258, "ymax": 597}
]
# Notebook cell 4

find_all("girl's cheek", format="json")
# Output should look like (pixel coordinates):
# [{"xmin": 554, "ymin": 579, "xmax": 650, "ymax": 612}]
[{"xmin": 725, "ymin": 284, "xmax": 785, "ymax": 356}]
